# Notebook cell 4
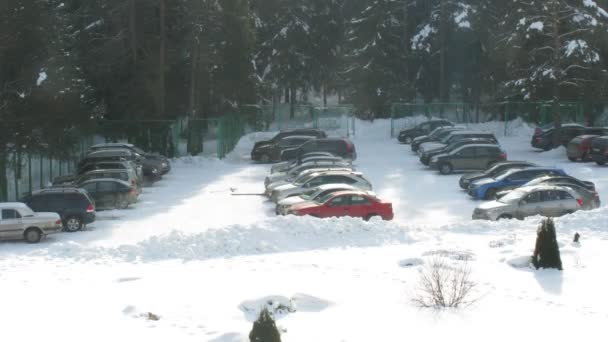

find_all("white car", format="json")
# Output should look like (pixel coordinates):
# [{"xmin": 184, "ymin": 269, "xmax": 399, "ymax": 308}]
[
  {"xmin": 268, "ymin": 170, "xmax": 372, "ymax": 203},
  {"xmin": 265, "ymin": 160, "xmax": 352, "ymax": 187},
  {"xmin": 265, "ymin": 166, "xmax": 353, "ymax": 190},
  {"xmin": 275, "ymin": 184, "xmax": 375, "ymax": 215},
  {"xmin": 270, "ymin": 155, "xmax": 344, "ymax": 174},
  {"xmin": 0, "ymin": 203, "xmax": 63, "ymax": 243}
]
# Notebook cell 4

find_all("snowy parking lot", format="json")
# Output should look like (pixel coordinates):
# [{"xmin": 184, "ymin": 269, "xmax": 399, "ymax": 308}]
[{"xmin": 1, "ymin": 119, "xmax": 608, "ymax": 342}]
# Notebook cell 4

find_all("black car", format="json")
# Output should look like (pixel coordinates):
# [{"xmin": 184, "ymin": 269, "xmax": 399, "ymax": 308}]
[
  {"xmin": 429, "ymin": 144, "xmax": 507, "ymax": 175},
  {"xmin": 21, "ymin": 188, "xmax": 96, "ymax": 232},
  {"xmin": 420, "ymin": 138, "xmax": 498, "ymax": 166},
  {"xmin": 251, "ymin": 129, "xmax": 326, "ymax": 156},
  {"xmin": 531, "ymin": 123, "xmax": 586, "ymax": 151},
  {"xmin": 251, "ymin": 135, "xmax": 316, "ymax": 162},
  {"xmin": 80, "ymin": 149, "xmax": 159, "ymax": 179},
  {"xmin": 589, "ymin": 136, "xmax": 608, "ymax": 165},
  {"xmin": 78, "ymin": 160, "xmax": 142, "ymax": 180},
  {"xmin": 397, "ymin": 119, "xmax": 453, "ymax": 144},
  {"xmin": 79, "ymin": 178, "xmax": 138, "ymax": 210},
  {"xmin": 411, "ymin": 127, "xmax": 464, "ymax": 152},
  {"xmin": 88, "ymin": 143, "xmax": 171, "ymax": 175},
  {"xmin": 459, "ymin": 161, "xmax": 537, "ymax": 189},
  {"xmin": 280, "ymin": 138, "xmax": 357, "ymax": 161}
]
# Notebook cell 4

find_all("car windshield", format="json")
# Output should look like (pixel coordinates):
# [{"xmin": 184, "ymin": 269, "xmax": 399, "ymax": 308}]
[
  {"xmin": 19, "ymin": 206, "xmax": 36, "ymax": 217},
  {"xmin": 498, "ymin": 189, "xmax": 527, "ymax": 204},
  {"xmin": 439, "ymin": 133, "xmax": 455, "ymax": 144},
  {"xmin": 294, "ymin": 174, "xmax": 316, "ymax": 186},
  {"xmin": 316, "ymin": 192, "xmax": 336, "ymax": 204}
]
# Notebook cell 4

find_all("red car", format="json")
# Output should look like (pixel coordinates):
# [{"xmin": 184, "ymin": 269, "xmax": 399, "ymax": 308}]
[{"xmin": 287, "ymin": 191, "xmax": 394, "ymax": 221}]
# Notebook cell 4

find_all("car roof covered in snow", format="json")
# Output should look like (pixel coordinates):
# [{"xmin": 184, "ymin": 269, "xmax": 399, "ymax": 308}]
[{"xmin": 0, "ymin": 202, "xmax": 30, "ymax": 209}]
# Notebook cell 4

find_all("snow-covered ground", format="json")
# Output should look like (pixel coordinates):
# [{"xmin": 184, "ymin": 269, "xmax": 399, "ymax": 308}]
[{"xmin": 1, "ymin": 119, "xmax": 607, "ymax": 341}]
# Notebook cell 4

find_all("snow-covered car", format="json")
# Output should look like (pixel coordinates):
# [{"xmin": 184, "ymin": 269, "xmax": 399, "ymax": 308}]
[
  {"xmin": 276, "ymin": 184, "xmax": 375, "ymax": 215},
  {"xmin": 265, "ymin": 167, "xmax": 353, "ymax": 191},
  {"xmin": 287, "ymin": 190, "xmax": 393, "ymax": 221},
  {"xmin": 0, "ymin": 203, "xmax": 63, "ymax": 243},
  {"xmin": 265, "ymin": 160, "xmax": 353, "ymax": 187},
  {"xmin": 270, "ymin": 154, "xmax": 344, "ymax": 174},
  {"xmin": 268, "ymin": 170, "xmax": 372, "ymax": 203},
  {"xmin": 472, "ymin": 185, "xmax": 583, "ymax": 221}
]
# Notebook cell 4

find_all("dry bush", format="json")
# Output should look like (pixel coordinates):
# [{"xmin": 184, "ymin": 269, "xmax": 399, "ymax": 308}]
[{"xmin": 412, "ymin": 257, "xmax": 477, "ymax": 308}]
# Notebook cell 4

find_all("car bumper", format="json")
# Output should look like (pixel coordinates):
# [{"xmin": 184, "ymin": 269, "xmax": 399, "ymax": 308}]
[
  {"xmin": 44, "ymin": 224, "xmax": 64, "ymax": 235},
  {"xmin": 84, "ymin": 212, "xmax": 96, "ymax": 224},
  {"xmin": 591, "ymin": 154, "xmax": 608, "ymax": 163}
]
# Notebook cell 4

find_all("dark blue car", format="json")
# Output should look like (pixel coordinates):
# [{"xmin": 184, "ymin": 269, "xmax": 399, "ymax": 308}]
[{"xmin": 468, "ymin": 167, "xmax": 568, "ymax": 200}]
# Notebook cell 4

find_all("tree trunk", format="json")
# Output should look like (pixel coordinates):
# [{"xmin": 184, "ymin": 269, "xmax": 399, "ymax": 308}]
[
  {"xmin": 284, "ymin": 88, "xmax": 289, "ymax": 103},
  {"xmin": 323, "ymin": 83, "xmax": 327, "ymax": 107},
  {"xmin": 551, "ymin": 1, "xmax": 562, "ymax": 145},
  {"xmin": 159, "ymin": 0, "xmax": 166, "ymax": 118},
  {"xmin": 187, "ymin": 36, "xmax": 202, "ymax": 155},
  {"xmin": 0, "ymin": 148, "xmax": 6, "ymax": 202},
  {"xmin": 439, "ymin": 0, "xmax": 448, "ymax": 106},
  {"xmin": 129, "ymin": 0, "xmax": 137, "ymax": 63},
  {"xmin": 403, "ymin": 1, "xmax": 411, "ymax": 101},
  {"xmin": 290, "ymin": 85, "xmax": 296, "ymax": 119}
]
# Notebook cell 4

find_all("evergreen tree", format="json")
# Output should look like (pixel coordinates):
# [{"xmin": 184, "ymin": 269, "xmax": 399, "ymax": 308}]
[
  {"xmin": 532, "ymin": 218, "xmax": 563, "ymax": 270},
  {"xmin": 249, "ymin": 308, "xmax": 281, "ymax": 342}
]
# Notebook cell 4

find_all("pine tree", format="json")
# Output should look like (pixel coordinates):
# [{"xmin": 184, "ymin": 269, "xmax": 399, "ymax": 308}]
[
  {"xmin": 249, "ymin": 308, "xmax": 281, "ymax": 342},
  {"xmin": 532, "ymin": 218, "xmax": 563, "ymax": 270}
]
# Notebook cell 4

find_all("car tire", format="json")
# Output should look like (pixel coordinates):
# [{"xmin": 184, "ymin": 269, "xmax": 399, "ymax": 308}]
[
  {"xmin": 484, "ymin": 188, "xmax": 498, "ymax": 200},
  {"xmin": 568, "ymin": 156, "xmax": 577, "ymax": 162},
  {"xmin": 64, "ymin": 216, "xmax": 83, "ymax": 232},
  {"xmin": 119, "ymin": 197, "xmax": 130, "ymax": 209},
  {"xmin": 459, "ymin": 179, "xmax": 467, "ymax": 189},
  {"xmin": 497, "ymin": 214, "xmax": 512, "ymax": 221},
  {"xmin": 439, "ymin": 162, "xmax": 453, "ymax": 175},
  {"xmin": 24, "ymin": 228, "xmax": 42, "ymax": 244},
  {"xmin": 404, "ymin": 137, "xmax": 412, "ymax": 144}
]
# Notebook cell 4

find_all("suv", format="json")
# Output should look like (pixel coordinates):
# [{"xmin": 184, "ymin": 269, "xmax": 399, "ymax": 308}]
[
  {"xmin": 468, "ymin": 167, "xmax": 568, "ymax": 200},
  {"xmin": 78, "ymin": 169, "xmax": 141, "ymax": 193},
  {"xmin": 21, "ymin": 188, "xmax": 96, "ymax": 232},
  {"xmin": 411, "ymin": 127, "xmax": 464, "ymax": 152},
  {"xmin": 420, "ymin": 138, "xmax": 498, "ymax": 166},
  {"xmin": 80, "ymin": 149, "xmax": 160, "ymax": 179},
  {"xmin": 397, "ymin": 120, "xmax": 453, "ymax": 144},
  {"xmin": 281, "ymin": 138, "xmax": 356, "ymax": 161},
  {"xmin": 430, "ymin": 144, "xmax": 506, "ymax": 175},
  {"xmin": 89, "ymin": 143, "xmax": 171, "ymax": 175},
  {"xmin": 79, "ymin": 178, "xmax": 138, "ymax": 210},
  {"xmin": 78, "ymin": 160, "xmax": 143, "ymax": 183},
  {"xmin": 566, "ymin": 135, "xmax": 599, "ymax": 162},
  {"xmin": 419, "ymin": 131, "xmax": 498, "ymax": 155},
  {"xmin": 251, "ymin": 129, "xmax": 327, "ymax": 156},
  {"xmin": 589, "ymin": 136, "xmax": 608, "ymax": 165},
  {"xmin": 531, "ymin": 123, "xmax": 586, "ymax": 151},
  {"xmin": 251, "ymin": 135, "xmax": 316, "ymax": 162}
]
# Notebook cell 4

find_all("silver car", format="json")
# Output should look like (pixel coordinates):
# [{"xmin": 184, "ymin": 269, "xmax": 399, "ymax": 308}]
[
  {"xmin": 266, "ymin": 167, "xmax": 353, "ymax": 192},
  {"xmin": 270, "ymin": 155, "xmax": 345, "ymax": 174},
  {"xmin": 472, "ymin": 185, "xmax": 583, "ymax": 221},
  {"xmin": 268, "ymin": 170, "xmax": 372, "ymax": 203},
  {"xmin": 276, "ymin": 183, "xmax": 374, "ymax": 215},
  {"xmin": 265, "ymin": 160, "xmax": 352, "ymax": 188},
  {"xmin": 0, "ymin": 203, "xmax": 63, "ymax": 243}
]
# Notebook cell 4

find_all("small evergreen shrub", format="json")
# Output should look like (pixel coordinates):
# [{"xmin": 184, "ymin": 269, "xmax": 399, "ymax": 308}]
[
  {"xmin": 249, "ymin": 308, "xmax": 281, "ymax": 342},
  {"xmin": 532, "ymin": 218, "xmax": 563, "ymax": 270}
]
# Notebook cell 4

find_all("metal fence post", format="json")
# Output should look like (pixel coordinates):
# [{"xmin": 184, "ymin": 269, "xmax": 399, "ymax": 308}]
[{"xmin": 28, "ymin": 154, "xmax": 32, "ymax": 194}]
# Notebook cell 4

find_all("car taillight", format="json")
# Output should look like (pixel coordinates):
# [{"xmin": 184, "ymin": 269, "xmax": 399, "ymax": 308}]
[
  {"xmin": 576, "ymin": 198, "xmax": 583, "ymax": 207},
  {"xmin": 86, "ymin": 203, "xmax": 95, "ymax": 213},
  {"xmin": 534, "ymin": 128, "xmax": 542, "ymax": 135},
  {"xmin": 131, "ymin": 180, "xmax": 136, "ymax": 185},
  {"xmin": 535, "ymin": 137, "xmax": 542, "ymax": 142},
  {"xmin": 55, "ymin": 219, "xmax": 62, "ymax": 225},
  {"xmin": 130, "ymin": 188, "xmax": 137, "ymax": 195},
  {"xmin": 499, "ymin": 152, "xmax": 507, "ymax": 160},
  {"xmin": 345, "ymin": 141, "xmax": 353, "ymax": 153},
  {"xmin": 592, "ymin": 192, "xmax": 599, "ymax": 199}
]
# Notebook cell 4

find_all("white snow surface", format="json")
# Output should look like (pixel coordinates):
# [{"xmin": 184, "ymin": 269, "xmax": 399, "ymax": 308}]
[
  {"xmin": 36, "ymin": 71, "xmax": 47, "ymax": 86},
  {"xmin": 1, "ymin": 119, "xmax": 608, "ymax": 341}
]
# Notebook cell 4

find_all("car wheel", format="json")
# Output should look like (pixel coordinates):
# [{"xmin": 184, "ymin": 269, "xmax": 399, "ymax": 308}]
[
  {"xmin": 404, "ymin": 136, "xmax": 413, "ymax": 144},
  {"xmin": 439, "ymin": 162, "xmax": 453, "ymax": 175},
  {"xmin": 24, "ymin": 228, "xmax": 42, "ymax": 244},
  {"xmin": 64, "ymin": 216, "xmax": 83, "ymax": 232},
  {"xmin": 260, "ymin": 154, "xmax": 271, "ymax": 163},
  {"xmin": 568, "ymin": 156, "xmax": 577, "ymax": 162},
  {"xmin": 119, "ymin": 197, "xmax": 130, "ymax": 209},
  {"xmin": 363, "ymin": 214, "xmax": 378, "ymax": 221},
  {"xmin": 497, "ymin": 214, "xmax": 512, "ymax": 220},
  {"xmin": 484, "ymin": 188, "xmax": 498, "ymax": 200}
]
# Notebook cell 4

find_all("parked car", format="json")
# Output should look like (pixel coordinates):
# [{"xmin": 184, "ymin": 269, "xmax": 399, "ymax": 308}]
[
  {"xmin": 459, "ymin": 161, "xmax": 536, "ymax": 190},
  {"xmin": 268, "ymin": 170, "xmax": 372, "ymax": 203},
  {"xmin": 0, "ymin": 203, "xmax": 63, "ymax": 243},
  {"xmin": 275, "ymin": 184, "xmax": 367, "ymax": 215},
  {"xmin": 77, "ymin": 161, "xmax": 143, "ymax": 184},
  {"xmin": 397, "ymin": 119, "xmax": 453, "ymax": 144},
  {"xmin": 411, "ymin": 127, "xmax": 465, "ymax": 152},
  {"xmin": 497, "ymin": 175, "xmax": 599, "ymax": 209},
  {"xmin": 531, "ymin": 123, "xmax": 586, "ymax": 151},
  {"xmin": 78, "ymin": 179, "xmax": 138, "ymax": 209},
  {"xmin": 251, "ymin": 135, "xmax": 317, "ymax": 162},
  {"xmin": 88, "ymin": 143, "xmax": 171, "ymax": 175},
  {"xmin": 589, "ymin": 136, "xmax": 608, "ymax": 165},
  {"xmin": 251, "ymin": 129, "xmax": 327, "ymax": 156},
  {"xmin": 468, "ymin": 167, "xmax": 567, "ymax": 200},
  {"xmin": 81, "ymin": 149, "xmax": 161, "ymax": 180},
  {"xmin": 271, "ymin": 154, "xmax": 344, "ymax": 174},
  {"xmin": 265, "ymin": 160, "xmax": 352, "ymax": 188},
  {"xmin": 429, "ymin": 144, "xmax": 507, "ymax": 175},
  {"xmin": 20, "ymin": 188, "xmax": 96, "ymax": 232},
  {"xmin": 419, "ymin": 131, "xmax": 498, "ymax": 155},
  {"xmin": 566, "ymin": 135, "xmax": 600, "ymax": 162},
  {"xmin": 472, "ymin": 185, "xmax": 583, "ymax": 220},
  {"xmin": 281, "ymin": 138, "xmax": 357, "ymax": 161},
  {"xmin": 420, "ymin": 138, "xmax": 498, "ymax": 166},
  {"xmin": 287, "ymin": 190, "xmax": 393, "ymax": 221},
  {"xmin": 78, "ymin": 169, "xmax": 141, "ymax": 194}
]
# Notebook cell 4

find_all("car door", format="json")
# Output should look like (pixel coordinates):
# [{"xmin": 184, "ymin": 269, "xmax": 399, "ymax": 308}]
[
  {"xmin": 349, "ymin": 195, "xmax": 373, "ymax": 218},
  {"xmin": 1, "ymin": 209, "xmax": 23, "ymax": 239},
  {"xmin": 451, "ymin": 146, "xmax": 476, "ymax": 170},
  {"xmin": 97, "ymin": 181, "xmax": 119, "ymax": 208},
  {"xmin": 80, "ymin": 182, "xmax": 100, "ymax": 207},
  {"xmin": 323, "ymin": 195, "xmax": 352, "ymax": 218},
  {"xmin": 554, "ymin": 190, "xmax": 577, "ymax": 215},
  {"xmin": 518, "ymin": 191, "xmax": 543, "ymax": 218}
]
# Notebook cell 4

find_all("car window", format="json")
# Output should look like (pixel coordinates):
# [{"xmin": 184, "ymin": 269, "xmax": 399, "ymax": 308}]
[
  {"xmin": 508, "ymin": 171, "xmax": 530, "ymax": 181},
  {"xmin": 523, "ymin": 191, "xmax": 541, "ymax": 204},
  {"xmin": 81, "ymin": 183, "xmax": 97, "ymax": 193},
  {"xmin": 456, "ymin": 147, "xmax": 475, "ymax": 157},
  {"xmin": 328, "ymin": 195, "xmax": 350, "ymax": 206},
  {"xmin": 420, "ymin": 123, "xmax": 430, "ymax": 131},
  {"xmin": 2, "ymin": 209, "xmax": 21, "ymax": 220},
  {"xmin": 557, "ymin": 191, "xmax": 574, "ymax": 200},
  {"xmin": 329, "ymin": 175, "xmax": 357, "ymax": 184},
  {"xmin": 351, "ymin": 195, "xmax": 371, "ymax": 205},
  {"xmin": 98, "ymin": 182, "xmax": 116, "ymax": 192},
  {"xmin": 541, "ymin": 190, "xmax": 559, "ymax": 202}
]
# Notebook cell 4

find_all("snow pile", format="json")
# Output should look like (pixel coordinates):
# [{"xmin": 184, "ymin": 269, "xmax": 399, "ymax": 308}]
[
  {"xmin": 36, "ymin": 71, "xmax": 48, "ymax": 86},
  {"xmin": 528, "ymin": 21, "xmax": 544, "ymax": 31},
  {"xmin": 583, "ymin": 0, "xmax": 608, "ymax": 18},
  {"xmin": 34, "ymin": 216, "xmax": 414, "ymax": 262}
]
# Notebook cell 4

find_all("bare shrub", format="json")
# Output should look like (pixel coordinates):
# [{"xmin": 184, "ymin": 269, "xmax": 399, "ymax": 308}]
[{"xmin": 412, "ymin": 257, "xmax": 477, "ymax": 308}]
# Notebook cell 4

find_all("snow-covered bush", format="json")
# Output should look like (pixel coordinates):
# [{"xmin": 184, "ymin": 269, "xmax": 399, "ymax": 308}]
[
  {"xmin": 532, "ymin": 218, "xmax": 563, "ymax": 270},
  {"xmin": 249, "ymin": 308, "xmax": 281, "ymax": 342},
  {"xmin": 412, "ymin": 257, "xmax": 477, "ymax": 308}
]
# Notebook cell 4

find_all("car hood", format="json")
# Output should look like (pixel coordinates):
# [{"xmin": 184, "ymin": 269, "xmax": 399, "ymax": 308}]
[
  {"xmin": 274, "ymin": 183, "xmax": 297, "ymax": 192},
  {"xmin": 413, "ymin": 135, "xmax": 428, "ymax": 142},
  {"xmin": 431, "ymin": 153, "xmax": 449, "ymax": 160},
  {"xmin": 267, "ymin": 180, "xmax": 290, "ymax": 190},
  {"xmin": 278, "ymin": 196, "xmax": 307, "ymax": 206},
  {"xmin": 399, "ymin": 129, "xmax": 414, "ymax": 135},
  {"xmin": 462, "ymin": 172, "xmax": 485, "ymax": 181},
  {"xmin": 290, "ymin": 201, "xmax": 320, "ymax": 211},
  {"xmin": 478, "ymin": 201, "xmax": 511, "ymax": 210},
  {"xmin": 23, "ymin": 212, "xmax": 60, "ymax": 222},
  {"xmin": 471, "ymin": 177, "xmax": 496, "ymax": 187},
  {"xmin": 419, "ymin": 142, "xmax": 446, "ymax": 152},
  {"xmin": 253, "ymin": 143, "xmax": 273, "ymax": 152},
  {"xmin": 253, "ymin": 140, "xmax": 272, "ymax": 149}
]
